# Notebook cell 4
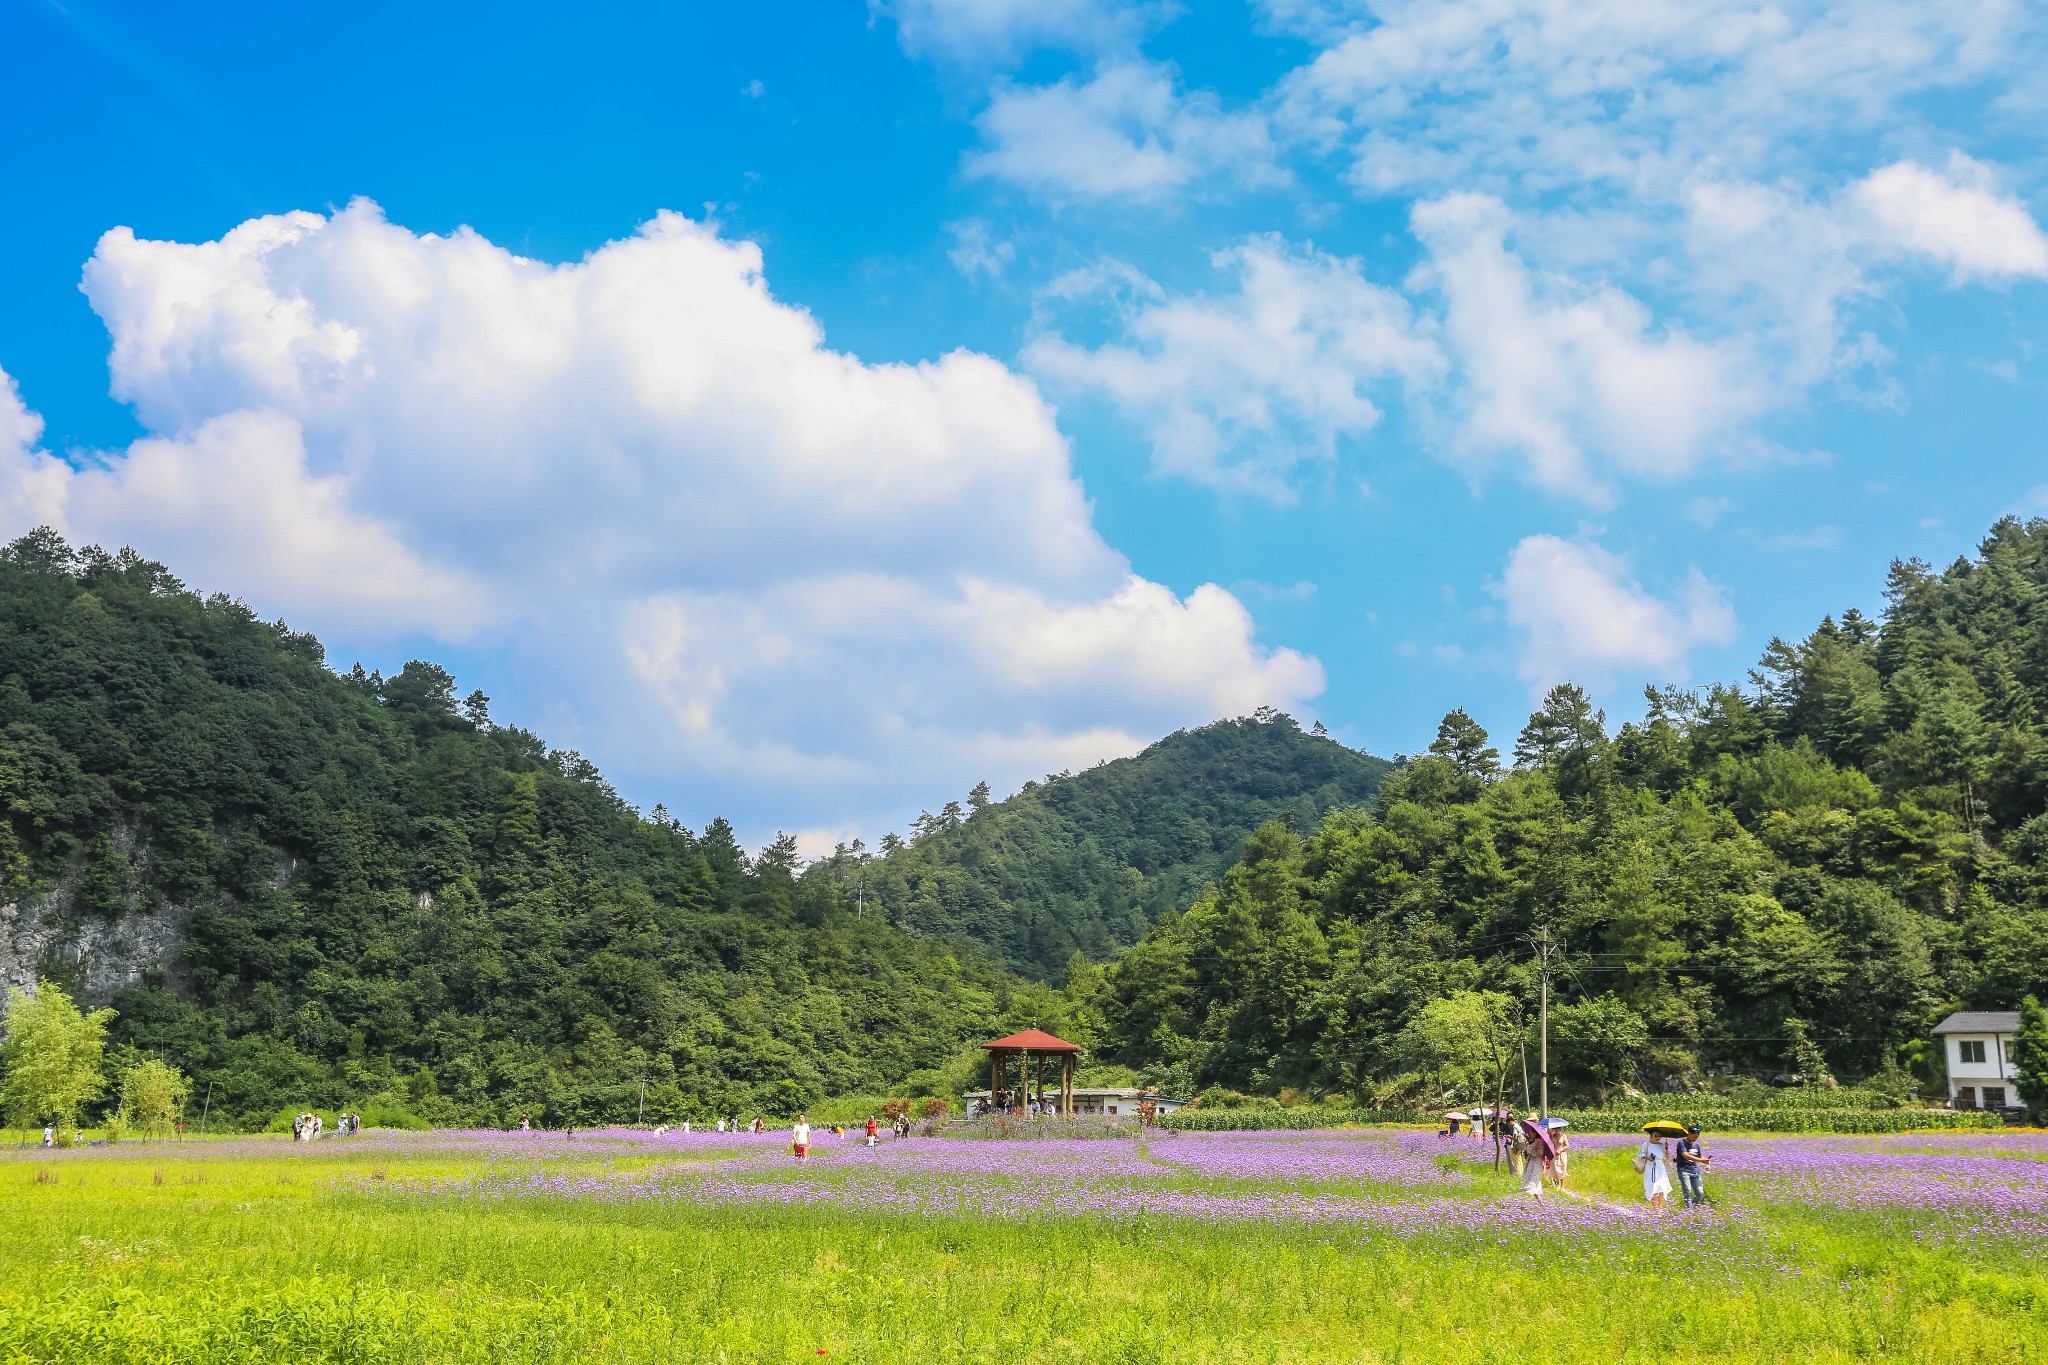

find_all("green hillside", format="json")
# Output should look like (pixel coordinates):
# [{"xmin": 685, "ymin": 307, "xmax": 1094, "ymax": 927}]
[
  {"xmin": 0, "ymin": 530, "xmax": 1074, "ymax": 1128},
  {"xmin": 1083, "ymin": 518, "xmax": 2048, "ymax": 1105},
  {"xmin": 847, "ymin": 714, "xmax": 1393, "ymax": 978}
]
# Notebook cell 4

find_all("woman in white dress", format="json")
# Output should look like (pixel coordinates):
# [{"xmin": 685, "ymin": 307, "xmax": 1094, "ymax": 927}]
[
  {"xmin": 1514, "ymin": 1135, "xmax": 1546, "ymax": 1201},
  {"xmin": 1635, "ymin": 1137, "xmax": 1671, "ymax": 1207}
]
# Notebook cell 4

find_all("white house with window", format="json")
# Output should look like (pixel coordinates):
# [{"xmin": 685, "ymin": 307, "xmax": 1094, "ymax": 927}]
[{"xmin": 1933, "ymin": 1010, "xmax": 2021, "ymax": 1111}]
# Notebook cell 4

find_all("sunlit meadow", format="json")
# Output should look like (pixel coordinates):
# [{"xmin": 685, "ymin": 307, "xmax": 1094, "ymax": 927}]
[{"xmin": 1, "ymin": 1124, "xmax": 2042, "ymax": 1362}]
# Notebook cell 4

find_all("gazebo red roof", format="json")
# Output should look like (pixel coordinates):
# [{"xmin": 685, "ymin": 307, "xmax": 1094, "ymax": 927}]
[{"xmin": 982, "ymin": 1028, "xmax": 1084, "ymax": 1053}]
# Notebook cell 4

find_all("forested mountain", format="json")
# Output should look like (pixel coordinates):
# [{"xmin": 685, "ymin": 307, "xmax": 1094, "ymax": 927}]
[
  {"xmin": 824, "ymin": 715, "xmax": 1391, "ymax": 979},
  {"xmin": 1080, "ymin": 518, "xmax": 2048, "ymax": 1105},
  {"xmin": 8, "ymin": 516, "xmax": 2044, "ymax": 1123},
  {"xmin": 0, "ymin": 530, "xmax": 1073, "ymax": 1126}
]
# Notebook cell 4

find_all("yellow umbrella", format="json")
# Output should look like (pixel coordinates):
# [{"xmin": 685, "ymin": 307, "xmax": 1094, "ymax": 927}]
[{"xmin": 1642, "ymin": 1120, "xmax": 1689, "ymax": 1138}]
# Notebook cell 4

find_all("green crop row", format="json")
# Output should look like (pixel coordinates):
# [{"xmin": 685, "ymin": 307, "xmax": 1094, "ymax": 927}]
[
  {"xmin": 1154, "ymin": 1107, "xmax": 2009, "ymax": 1135},
  {"xmin": 1154, "ymin": 1109, "xmax": 1418, "ymax": 1131},
  {"xmin": 1547, "ymin": 1107, "xmax": 2008, "ymax": 1135}
]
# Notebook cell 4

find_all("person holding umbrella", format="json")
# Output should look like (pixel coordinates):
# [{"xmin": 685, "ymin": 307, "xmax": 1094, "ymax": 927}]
[
  {"xmin": 1541, "ymin": 1119, "xmax": 1571, "ymax": 1189},
  {"xmin": 1636, "ymin": 1121, "xmax": 1683, "ymax": 1208},
  {"xmin": 1513, "ymin": 1119, "xmax": 1553, "ymax": 1201}
]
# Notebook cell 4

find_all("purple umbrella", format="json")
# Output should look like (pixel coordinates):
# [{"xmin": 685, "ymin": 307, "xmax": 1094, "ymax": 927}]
[{"xmin": 1516, "ymin": 1119, "xmax": 1556, "ymax": 1162}]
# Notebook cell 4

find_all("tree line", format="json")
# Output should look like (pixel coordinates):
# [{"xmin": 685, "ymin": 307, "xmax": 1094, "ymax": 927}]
[{"xmin": 1066, "ymin": 519, "xmax": 2048, "ymax": 1107}]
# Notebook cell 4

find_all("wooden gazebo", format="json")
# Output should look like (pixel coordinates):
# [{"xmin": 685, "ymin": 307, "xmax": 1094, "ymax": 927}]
[{"xmin": 982, "ymin": 1028, "xmax": 1083, "ymax": 1116}]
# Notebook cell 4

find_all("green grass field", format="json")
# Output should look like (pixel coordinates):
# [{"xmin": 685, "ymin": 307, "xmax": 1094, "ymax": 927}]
[{"xmin": 0, "ymin": 1127, "xmax": 2041, "ymax": 1363}]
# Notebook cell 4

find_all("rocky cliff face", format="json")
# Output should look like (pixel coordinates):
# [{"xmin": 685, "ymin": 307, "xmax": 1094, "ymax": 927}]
[
  {"xmin": 0, "ymin": 825, "xmax": 194, "ymax": 1003},
  {"xmin": 0, "ymin": 890, "xmax": 190, "ymax": 1002}
]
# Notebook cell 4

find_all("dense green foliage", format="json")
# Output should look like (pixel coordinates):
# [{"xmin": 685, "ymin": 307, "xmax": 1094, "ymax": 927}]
[
  {"xmin": 1086, "ymin": 519, "xmax": 2048, "ymax": 1105},
  {"xmin": 844, "ymin": 713, "xmax": 1390, "ymax": 978},
  {"xmin": 0, "ymin": 532, "xmax": 1084, "ymax": 1127},
  {"xmin": 0, "ymin": 979, "xmax": 113, "ymax": 1131}
]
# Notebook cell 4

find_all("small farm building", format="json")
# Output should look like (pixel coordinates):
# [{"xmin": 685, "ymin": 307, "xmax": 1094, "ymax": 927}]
[
  {"xmin": 962, "ymin": 1087, "xmax": 1190, "ymax": 1117},
  {"xmin": 1932, "ymin": 1010, "xmax": 2021, "ymax": 1112}
]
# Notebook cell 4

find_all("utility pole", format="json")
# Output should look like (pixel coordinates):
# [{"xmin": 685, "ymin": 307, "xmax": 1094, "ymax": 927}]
[
  {"xmin": 1528, "ymin": 927, "xmax": 1563, "ymax": 1119},
  {"xmin": 637, "ymin": 1077, "xmax": 647, "ymax": 1125}
]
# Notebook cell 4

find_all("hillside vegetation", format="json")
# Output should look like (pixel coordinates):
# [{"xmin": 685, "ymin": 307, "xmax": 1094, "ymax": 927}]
[
  {"xmin": 1081, "ymin": 518, "xmax": 2048, "ymax": 1106},
  {"xmin": 0, "ymin": 531, "xmax": 1074, "ymax": 1126},
  {"xmin": 850, "ymin": 714, "xmax": 1390, "ymax": 978}
]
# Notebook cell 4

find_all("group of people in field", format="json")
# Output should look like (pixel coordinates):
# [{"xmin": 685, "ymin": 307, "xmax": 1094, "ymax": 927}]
[
  {"xmin": 1441, "ymin": 1109, "xmax": 1712, "ymax": 1210},
  {"xmin": 290, "ymin": 1111, "xmax": 362, "ymax": 1141},
  {"xmin": 970, "ymin": 1092, "xmax": 1058, "ymax": 1118},
  {"xmin": 785, "ymin": 1112, "xmax": 913, "ymax": 1160}
]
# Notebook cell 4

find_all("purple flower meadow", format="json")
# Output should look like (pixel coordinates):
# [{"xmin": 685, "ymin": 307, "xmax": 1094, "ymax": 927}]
[{"xmin": 309, "ymin": 1124, "xmax": 2047, "ymax": 1259}]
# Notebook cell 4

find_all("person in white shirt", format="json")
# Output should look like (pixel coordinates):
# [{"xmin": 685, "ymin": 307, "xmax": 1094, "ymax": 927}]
[{"xmin": 791, "ymin": 1115, "xmax": 812, "ymax": 1162}]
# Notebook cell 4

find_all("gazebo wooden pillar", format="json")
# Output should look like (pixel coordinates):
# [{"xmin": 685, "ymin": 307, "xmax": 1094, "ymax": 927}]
[{"xmin": 981, "ymin": 1028, "xmax": 1083, "ymax": 1116}]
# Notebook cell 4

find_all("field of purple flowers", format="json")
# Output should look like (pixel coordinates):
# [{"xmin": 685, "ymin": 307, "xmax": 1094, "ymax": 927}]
[
  {"xmin": 360, "ymin": 1123, "xmax": 2048, "ymax": 1256},
  {"xmin": 0, "ymin": 1123, "xmax": 2042, "ymax": 1361}
]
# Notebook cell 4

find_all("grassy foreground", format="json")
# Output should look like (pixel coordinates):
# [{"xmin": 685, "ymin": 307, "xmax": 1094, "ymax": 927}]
[{"xmin": 0, "ymin": 1131, "xmax": 2041, "ymax": 1363}]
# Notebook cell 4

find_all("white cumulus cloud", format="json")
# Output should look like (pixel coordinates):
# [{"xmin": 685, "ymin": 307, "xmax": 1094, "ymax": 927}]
[
  {"xmin": 880, "ymin": 0, "xmax": 1160, "ymax": 65},
  {"xmin": 1851, "ymin": 156, "xmax": 2048, "ymax": 283},
  {"xmin": 969, "ymin": 61, "xmax": 1280, "ymax": 202},
  {"xmin": 1411, "ymin": 193, "xmax": 1766, "ymax": 500},
  {"xmin": 1025, "ymin": 236, "xmax": 1441, "ymax": 497},
  {"xmin": 1496, "ymin": 534, "xmax": 1736, "ymax": 693},
  {"xmin": 0, "ymin": 200, "xmax": 1325, "ymax": 836}
]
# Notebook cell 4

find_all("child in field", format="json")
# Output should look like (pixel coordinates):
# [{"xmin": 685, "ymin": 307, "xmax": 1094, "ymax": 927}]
[
  {"xmin": 865, "ymin": 1116, "xmax": 879, "ymax": 1147},
  {"xmin": 792, "ymin": 1115, "xmax": 812, "ymax": 1162}
]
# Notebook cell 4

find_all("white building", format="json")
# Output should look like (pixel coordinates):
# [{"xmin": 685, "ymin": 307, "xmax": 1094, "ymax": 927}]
[{"xmin": 1932, "ymin": 1010, "xmax": 2021, "ymax": 1112}]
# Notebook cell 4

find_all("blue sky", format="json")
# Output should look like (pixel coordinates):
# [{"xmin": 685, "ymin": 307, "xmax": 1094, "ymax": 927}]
[{"xmin": 3, "ymin": 0, "xmax": 2046, "ymax": 850}]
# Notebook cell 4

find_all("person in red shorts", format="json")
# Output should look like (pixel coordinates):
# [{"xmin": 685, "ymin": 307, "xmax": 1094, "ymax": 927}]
[{"xmin": 791, "ymin": 1114, "xmax": 811, "ymax": 1161}]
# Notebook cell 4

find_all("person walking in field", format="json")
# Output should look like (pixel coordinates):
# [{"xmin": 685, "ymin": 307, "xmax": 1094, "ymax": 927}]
[
  {"xmin": 1511, "ymin": 1132, "xmax": 1546, "ymax": 1201},
  {"xmin": 792, "ymin": 1115, "xmax": 812, "ymax": 1162},
  {"xmin": 1674, "ymin": 1126, "xmax": 1710, "ymax": 1208},
  {"xmin": 1549, "ymin": 1131, "xmax": 1571, "ymax": 1189},
  {"xmin": 865, "ymin": 1115, "xmax": 879, "ymax": 1147},
  {"xmin": 1634, "ymin": 1135, "xmax": 1672, "ymax": 1208}
]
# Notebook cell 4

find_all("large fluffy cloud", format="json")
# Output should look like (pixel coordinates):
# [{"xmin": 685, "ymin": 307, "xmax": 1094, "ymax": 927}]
[
  {"xmin": 1496, "ymin": 534, "xmax": 1736, "ymax": 693},
  {"xmin": 0, "ymin": 201, "xmax": 1324, "ymax": 834}
]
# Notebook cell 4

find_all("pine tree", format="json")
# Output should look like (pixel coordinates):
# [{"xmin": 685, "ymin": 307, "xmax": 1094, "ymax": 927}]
[
  {"xmin": 1428, "ymin": 709, "xmax": 1500, "ymax": 780},
  {"xmin": 1513, "ymin": 684, "xmax": 1604, "ymax": 769}
]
